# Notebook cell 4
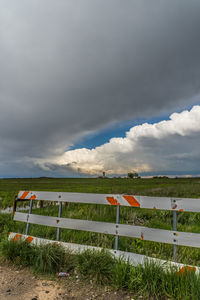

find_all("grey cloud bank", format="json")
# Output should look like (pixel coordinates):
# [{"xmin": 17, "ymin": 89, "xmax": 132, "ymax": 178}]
[{"xmin": 0, "ymin": 0, "xmax": 200, "ymax": 176}]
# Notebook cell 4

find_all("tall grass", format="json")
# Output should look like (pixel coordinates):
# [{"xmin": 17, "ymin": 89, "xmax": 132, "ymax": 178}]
[
  {"xmin": 1, "ymin": 239, "xmax": 200, "ymax": 299},
  {"xmin": 0, "ymin": 239, "xmax": 35, "ymax": 266},
  {"xmin": 77, "ymin": 249, "xmax": 114, "ymax": 284}
]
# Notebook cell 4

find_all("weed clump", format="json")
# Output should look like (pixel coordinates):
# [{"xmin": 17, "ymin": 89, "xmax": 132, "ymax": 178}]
[
  {"xmin": 76, "ymin": 249, "xmax": 115, "ymax": 284},
  {"xmin": 0, "ymin": 240, "xmax": 72, "ymax": 275},
  {"xmin": 1, "ymin": 239, "xmax": 35, "ymax": 266},
  {"xmin": 33, "ymin": 243, "xmax": 66, "ymax": 274}
]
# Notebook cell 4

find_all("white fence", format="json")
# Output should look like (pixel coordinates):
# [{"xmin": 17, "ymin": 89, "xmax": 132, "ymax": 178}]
[{"xmin": 10, "ymin": 190, "xmax": 200, "ymax": 274}]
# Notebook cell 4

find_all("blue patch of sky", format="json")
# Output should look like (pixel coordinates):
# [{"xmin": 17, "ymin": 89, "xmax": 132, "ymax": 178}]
[
  {"xmin": 69, "ymin": 114, "xmax": 169, "ymax": 150},
  {"xmin": 70, "ymin": 101, "xmax": 200, "ymax": 151}
]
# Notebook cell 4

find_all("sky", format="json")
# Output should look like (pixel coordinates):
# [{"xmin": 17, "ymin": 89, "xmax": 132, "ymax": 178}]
[{"xmin": 0, "ymin": 0, "xmax": 200, "ymax": 178}]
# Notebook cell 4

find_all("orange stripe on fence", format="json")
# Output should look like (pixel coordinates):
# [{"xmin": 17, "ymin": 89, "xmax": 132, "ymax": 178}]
[
  {"xmin": 177, "ymin": 266, "xmax": 196, "ymax": 276},
  {"xmin": 26, "ymin": 236, "xmax": 34, "ymax": 243},
  {"xmin": 123, "ymin": 195, "xmax": 140, "ymax": 207},
  {"xmin": 30, "ymin": 194, "xmax": 36, "ymax": 200},
  {"xmin": 12, "ymin": 233, "xmax": 22, "ymax": 241},
  {"xmin": 20, "ymin": 191, "xmax": 30, "ymax": 199},
  {"xmin": 106, "ymin": 197, "xmax": 120, "ymax": 205}
]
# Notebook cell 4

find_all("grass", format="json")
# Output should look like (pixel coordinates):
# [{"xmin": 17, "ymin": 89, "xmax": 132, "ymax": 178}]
[
  {"xmin": 1, "ymin": 178, "xmax": 200, "ymax": 266},
  {"xmin": 1, "ymin": 239, "xmax": 200, "ymax": 299},
  {"xmin": 77, "ymin": 249, "xmax": 114, "ymax": 284},
  {"xmin": 1, "ymin": 177, "xmax": 200, "ymax": 208}
]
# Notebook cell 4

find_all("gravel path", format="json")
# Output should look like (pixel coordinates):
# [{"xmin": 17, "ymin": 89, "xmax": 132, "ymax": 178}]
[{"xmin": 0, "ymin": 263, "xmax": 137, "ymax": 300}]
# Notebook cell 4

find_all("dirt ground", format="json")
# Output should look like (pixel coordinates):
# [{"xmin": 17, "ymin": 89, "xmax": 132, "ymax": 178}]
[{"xmin": 0, "ymin": 263, "xmax": 137, "ymax": 300}]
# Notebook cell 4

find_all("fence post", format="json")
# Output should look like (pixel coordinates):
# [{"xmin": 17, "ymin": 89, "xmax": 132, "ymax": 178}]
[
  {"xmin": 57, "ymin": 201, "xmax": 62, "ymax": 241},
  {"xmin": 115, "ymin": 205, "xmax": 120, "ymax": 251},
  {"xmin": 173, "ymin": 210, "xmax": 178, "ymax": 262},
  {"xmin": 13, "ymin": 195, "xmax": 18, "ymax": 214},
  {"xmin": 26, "ymin": 199, "xmax": 33, "ymax": 236}
]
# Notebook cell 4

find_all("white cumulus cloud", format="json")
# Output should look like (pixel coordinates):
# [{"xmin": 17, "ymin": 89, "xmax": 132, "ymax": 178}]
[{"xmin": 38, "ymin": 105, "xmax": 200, "ymax": 175}]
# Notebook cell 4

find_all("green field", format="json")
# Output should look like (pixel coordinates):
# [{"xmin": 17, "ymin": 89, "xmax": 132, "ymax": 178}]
[
  {"xmin": 1, "ymin": 177, "xmax": 200, "ymax": 208},
  {"xmin": 1, "ymin": 177, "xmax": 200, "ymax": 266}
]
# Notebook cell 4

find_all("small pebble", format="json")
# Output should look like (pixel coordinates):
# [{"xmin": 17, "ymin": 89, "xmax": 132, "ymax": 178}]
[{"xmin": 42, "ymin": 282, "xmax": 48, "ymax": 286}]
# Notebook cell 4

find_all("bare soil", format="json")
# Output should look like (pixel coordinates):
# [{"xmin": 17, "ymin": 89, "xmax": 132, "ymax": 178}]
[{"xmin": 0, "ymin": 263, "xmax": 137, "ymax": 300}]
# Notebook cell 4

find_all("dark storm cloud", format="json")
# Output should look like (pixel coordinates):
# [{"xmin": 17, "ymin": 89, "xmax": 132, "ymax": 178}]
[{"xmin": 0, "ymin": 0, "xmax": 200, "ymax": 176}]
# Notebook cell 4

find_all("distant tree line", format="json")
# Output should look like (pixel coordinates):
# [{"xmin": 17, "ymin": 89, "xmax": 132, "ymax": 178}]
[{"xmin": 127, "ymin": 172, "xmax": 140, "ymax": 179}]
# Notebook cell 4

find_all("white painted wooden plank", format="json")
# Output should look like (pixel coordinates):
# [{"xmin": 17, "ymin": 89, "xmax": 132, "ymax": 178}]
[
  {"xmin": 175, "ymin": 231, "xmax": 200, "ymax": 248},
  {"xmin": 140, "ymin": 196, "xmax": 172, "ymax": 210},
  {"xmin": 14, "ymin": 212, "xmax": 28, "ymax": 222},
  {"xmin": 17, "ymin": 191, "xmax": 200, "ymax": 212},
  {"xmin": 18, "ymin": 191, "xmax": 124, "ymax": 205},
  {"xmin": 14, "ymin": 212, "xmax": 200, "ymax": 248},
  {"xmin": 173, "ymin": 198, "xmax": 200, "ymax": 212},
  {"xmin": 14, "ymin": 212, "xmax": 116, "ymax": 235}
]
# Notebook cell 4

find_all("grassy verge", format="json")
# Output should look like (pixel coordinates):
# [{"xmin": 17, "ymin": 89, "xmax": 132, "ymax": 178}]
[{"xmin": 0, "ymin": 239, "xmax": 200, "ymax": 299}]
